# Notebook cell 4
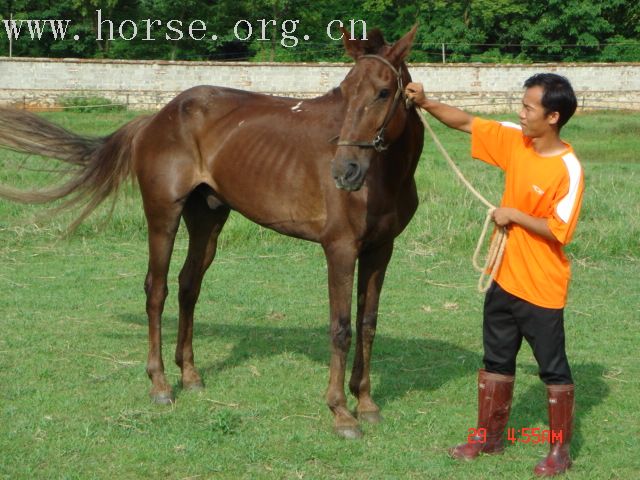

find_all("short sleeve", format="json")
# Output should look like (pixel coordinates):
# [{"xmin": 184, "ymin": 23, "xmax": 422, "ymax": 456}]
[
  {"xmin": 547, "ymin": 152, "xmax": 584, "ymax": 245},
  {"xmin": 471, "ymin": 117, "xmax": 523, "ymax": 171}
]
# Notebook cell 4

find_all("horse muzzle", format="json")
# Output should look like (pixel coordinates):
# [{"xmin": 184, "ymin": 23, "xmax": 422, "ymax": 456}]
[{"xmin": 332, "ymin": 160, "xmax": 366, "ymax": 191}]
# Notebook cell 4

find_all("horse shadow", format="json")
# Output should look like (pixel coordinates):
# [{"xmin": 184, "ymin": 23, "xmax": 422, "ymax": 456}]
[
  {"xmin": 115, "ymin": 313, "xmax": 608, "ymax": 455},
  {"xmin": 116, "ymin": 312, "xmax": 480, "ymax": 409}
]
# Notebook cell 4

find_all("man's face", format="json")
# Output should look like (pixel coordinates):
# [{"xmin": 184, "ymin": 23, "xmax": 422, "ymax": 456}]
[{"xmin": 519, "ymin": 85, "xmax": 558, "ymax": 138}]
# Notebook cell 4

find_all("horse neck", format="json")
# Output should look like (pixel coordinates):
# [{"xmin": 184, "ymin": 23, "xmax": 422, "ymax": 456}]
[
  {"xmin": 313, "ymin": 87, "xmax": 345, "ymax": 110},
  {"xmin": 388, "ymin": 66, "xmax": 423, "ymax": 184},
  {"xmin": 375, "ymin": 66, "xmax": 421, "ymax": 186},
  {"xmin": 383, "ymin": 113, "xmax": 423, "ymax": 185}
]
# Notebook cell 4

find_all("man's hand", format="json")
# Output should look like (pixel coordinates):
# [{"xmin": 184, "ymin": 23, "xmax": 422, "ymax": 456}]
[
  {"xmin": 405, "ymin": 82, "xmax": 474, "ymax": 133},
  {"xmin": 491, "ymin": 207, "xmax": 517, "ymax": 227},
  {"xmin": 492, "ymin": 207, "xmax": 557, "ymax": 242},
  {"xmin": 405, "ymin": 82, "xmax": 428, "ymax": 108}
]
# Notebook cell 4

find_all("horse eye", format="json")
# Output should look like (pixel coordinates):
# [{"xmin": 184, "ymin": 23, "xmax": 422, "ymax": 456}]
[{"xmin": 378, "ymin": 89, "xmax": 390, "ymax": 99}]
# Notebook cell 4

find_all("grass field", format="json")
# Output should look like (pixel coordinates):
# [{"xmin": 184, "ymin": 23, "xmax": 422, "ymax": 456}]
[{"xmin": 0, "ymin": 110, "xmax": 638, "ymax": 479}]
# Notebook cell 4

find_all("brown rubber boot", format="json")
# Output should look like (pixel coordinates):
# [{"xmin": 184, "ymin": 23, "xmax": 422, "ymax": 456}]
[
  {"xmin": 534, "ymin": 384, "xmax": 575, "ymax": 476},
  {"xmin": 450, "ymin": 369, "xmax": 515, "ymax": 460}
]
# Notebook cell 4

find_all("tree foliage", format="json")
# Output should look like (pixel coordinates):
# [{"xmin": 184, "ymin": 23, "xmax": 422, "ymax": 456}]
[{"xmin": 1, "ymin": 0, "xmax": 638, "ymax": 61}]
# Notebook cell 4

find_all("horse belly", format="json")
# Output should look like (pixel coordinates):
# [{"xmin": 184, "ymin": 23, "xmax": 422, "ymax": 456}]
[{"xmin": 207, "ymin": 133, "xmax": 328, "ymax": 240}]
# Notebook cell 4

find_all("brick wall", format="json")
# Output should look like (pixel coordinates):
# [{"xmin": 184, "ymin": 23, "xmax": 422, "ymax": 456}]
[{"xmin": 1, "ymin": 57, "xmax": 638, "ymax": 112}]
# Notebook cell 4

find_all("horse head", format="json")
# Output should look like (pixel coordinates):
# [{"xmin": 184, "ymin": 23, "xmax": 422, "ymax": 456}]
[{"xmin": 331, "ymin": 25, "xmax": 418, "ymax": 191}]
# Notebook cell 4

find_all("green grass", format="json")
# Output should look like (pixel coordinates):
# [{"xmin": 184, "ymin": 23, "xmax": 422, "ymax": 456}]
[{"xmin": 0, "ymin": 111, "xmax": 639, "ymax": 479}]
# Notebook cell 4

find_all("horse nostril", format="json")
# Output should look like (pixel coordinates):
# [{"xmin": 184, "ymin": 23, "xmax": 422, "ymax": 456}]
[{"xmin": 344, "ymin": 162, "xmax": 361, "ymax": 182}]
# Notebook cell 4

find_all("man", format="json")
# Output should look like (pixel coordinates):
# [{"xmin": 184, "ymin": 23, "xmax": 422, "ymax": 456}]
[{"xmin": 405, "ymin": 73, "xmax": 583, "ymax": 477}]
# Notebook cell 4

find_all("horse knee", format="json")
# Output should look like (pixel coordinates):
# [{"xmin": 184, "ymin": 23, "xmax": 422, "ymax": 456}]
[
  {"xmin": 361, "ymin": 313, "xmax": 377, "ymax": 338},
  {"xmin": 144, "ymin": 274, "xmax": 152, "ymax": 296},
  {"xmin": 145, "ymin": 280, "xmax": 169, "ymax": 311},
  {"xmin": 330, "ymin": 317, "xmax": 352, "ymax": 350},
  {"xmin": 178, "ymin": 283, "xmax": 196, "ymax": 307},
  {"xmin": 178, "ymin": 271, "xmax": 201, "ymax": 306}
]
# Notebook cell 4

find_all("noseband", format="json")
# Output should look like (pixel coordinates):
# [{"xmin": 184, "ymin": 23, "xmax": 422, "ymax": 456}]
[{"xmin": 331, "ymin": 54, "xmax": 406, "ymax": 153}]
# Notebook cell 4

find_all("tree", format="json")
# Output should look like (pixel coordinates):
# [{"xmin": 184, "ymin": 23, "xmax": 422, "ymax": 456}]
[{"xmin": 1, "ymin": 0, "xmax": 637, "ymax": 62}]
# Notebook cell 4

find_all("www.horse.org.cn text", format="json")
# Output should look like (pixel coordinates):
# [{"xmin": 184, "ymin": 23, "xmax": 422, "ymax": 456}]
[{"xmin": 2, "ymin": 10, "xmax": 368, "ymax": 48}]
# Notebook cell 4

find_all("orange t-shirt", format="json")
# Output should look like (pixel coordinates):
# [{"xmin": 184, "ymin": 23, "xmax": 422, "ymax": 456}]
[{"xmin": 471, "ymin": 117, "xmax": 584, "ymax": 308}]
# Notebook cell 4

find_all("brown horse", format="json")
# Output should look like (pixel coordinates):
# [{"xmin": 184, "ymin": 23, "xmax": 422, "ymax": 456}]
[{"xmin": 0, "ymin": 26, "xmax": 423, "ymax": 439}]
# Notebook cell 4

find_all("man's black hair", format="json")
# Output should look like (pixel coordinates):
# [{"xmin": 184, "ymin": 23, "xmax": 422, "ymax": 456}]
[{"xmin": 523, "ymin": 73, "xmax": 577, "ymax": 130}]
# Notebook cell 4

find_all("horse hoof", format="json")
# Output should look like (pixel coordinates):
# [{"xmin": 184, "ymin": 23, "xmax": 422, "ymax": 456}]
[
  {"xmin": 151, "ymin": 391, "xmax": 174, "ymax": 405},
  {"xmin": 182, "ymin": 381, "xmax": 205, "ymax": 392},
  {"xmin": 334, "ymin": 425, "xmax": 363, "ymax": 440},
  {"xmin": 358, "ymin": 411, "xmax": 382, "ymax": 424}
]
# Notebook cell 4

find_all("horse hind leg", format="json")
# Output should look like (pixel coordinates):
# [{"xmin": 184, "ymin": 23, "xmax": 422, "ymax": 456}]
[
  {"xmin": 143, "ymin": 201, "xmax": 184, "ymax": 404},
  {"xmin": 176, "ymin": 187, "xmax": 230, "ymax": 391}
]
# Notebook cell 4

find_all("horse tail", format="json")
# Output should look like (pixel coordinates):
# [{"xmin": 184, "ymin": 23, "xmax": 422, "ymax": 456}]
[{"xmin": 0, "ymin": 107, "xmax": 151, "ymax": 232}]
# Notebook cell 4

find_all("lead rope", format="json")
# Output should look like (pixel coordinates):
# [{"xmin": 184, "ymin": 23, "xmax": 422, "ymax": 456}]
[{"xmin": 413, "ymin": 106, "xmax": 507, "ymax": 293}]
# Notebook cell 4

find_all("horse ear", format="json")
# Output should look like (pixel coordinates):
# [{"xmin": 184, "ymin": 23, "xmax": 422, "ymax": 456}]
[
  {"xmin": 387, "ymin": 24, "xmax": 418, "ymax": 66},
  {"xmin": 342, "ymin": 27, "xmax": 387, "ymax": 59},
  {"xmin": 342, "ymin": 27, "xmax": 363, "ymax": 59}
]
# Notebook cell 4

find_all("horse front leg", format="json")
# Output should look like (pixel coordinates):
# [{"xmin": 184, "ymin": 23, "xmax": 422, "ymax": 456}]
[
  {"xmin": 323, "ymin": 241, "xmax": 360, "ymax": 439},
  {"xmin": 349, "ymin": 241, "xmax": 393, "ymax": 424}
]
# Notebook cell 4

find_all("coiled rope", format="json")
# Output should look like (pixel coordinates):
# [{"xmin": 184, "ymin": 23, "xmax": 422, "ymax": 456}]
[{"xmin": 414, "ymin": 106, "xmax": 507, "ymax": 293}]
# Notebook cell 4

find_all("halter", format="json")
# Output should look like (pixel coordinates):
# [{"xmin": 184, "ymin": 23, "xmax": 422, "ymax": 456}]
[{"xmin": 330, "ymin": 54, "xmax": 407, "ymax": 153}]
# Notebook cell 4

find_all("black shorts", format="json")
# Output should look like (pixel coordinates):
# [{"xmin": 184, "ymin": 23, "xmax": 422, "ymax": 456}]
[{"xmin": 482, "ymin": 282, "xmax": 573, "ymax": 385}]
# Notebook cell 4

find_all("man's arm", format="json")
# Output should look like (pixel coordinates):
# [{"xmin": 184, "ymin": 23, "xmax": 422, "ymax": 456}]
[
  {"xmin": 405, "ymin": 82, "xmax": 474, "ymax": 133},
  {"xmin": 492, "ymin": 208, "xmax": 556, "ymax": 242},
  {"xmin": 405, "ymin": 84, "xmax": 555, "ymax": 239}
]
